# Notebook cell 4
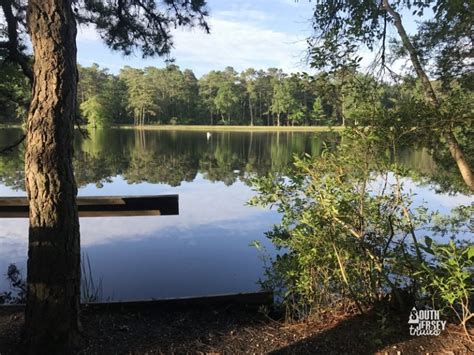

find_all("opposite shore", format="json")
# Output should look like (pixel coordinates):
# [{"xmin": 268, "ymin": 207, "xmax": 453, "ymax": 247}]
[{"xmin": 0, "ymin": 124, "xmax": 343, "ymax": 132}]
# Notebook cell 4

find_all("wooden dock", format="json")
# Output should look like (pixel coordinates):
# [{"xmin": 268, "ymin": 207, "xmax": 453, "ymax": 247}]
[
  {"xmin": 0, "ymin": 291, "xmax": 274, "ymax": 311},
  {"xmin": 0, "ymin": 195, "xmax": 179, "ymax": 218},
  {"xmin": 84, "ymin": 291, "xmax": 273, "ymax": 311}
]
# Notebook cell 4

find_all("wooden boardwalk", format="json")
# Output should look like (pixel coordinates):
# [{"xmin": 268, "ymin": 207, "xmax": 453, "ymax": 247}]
[{"xmin": 0, "ymin": 195, "xmax": 179, "ymax": 218}]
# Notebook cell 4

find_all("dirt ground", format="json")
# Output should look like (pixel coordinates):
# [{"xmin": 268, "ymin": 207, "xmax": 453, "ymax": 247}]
[{"xmin": 0, "ymin": 304, "xmax": 472, "ymax": 354}]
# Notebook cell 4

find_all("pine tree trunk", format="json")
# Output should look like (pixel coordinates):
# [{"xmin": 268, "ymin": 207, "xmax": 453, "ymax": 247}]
[
  {"xmin": 24, "ymin": 0, "xmax": 81, "ymax": 353},
  {"xmin": 383, "ymin": 0, "xmax": 473, "ymax": 190}
]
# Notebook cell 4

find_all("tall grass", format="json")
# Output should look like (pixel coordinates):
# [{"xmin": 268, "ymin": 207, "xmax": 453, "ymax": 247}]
[{"xmin": 81, "ymin": 253, "xmax": 103, "ymax": 303}]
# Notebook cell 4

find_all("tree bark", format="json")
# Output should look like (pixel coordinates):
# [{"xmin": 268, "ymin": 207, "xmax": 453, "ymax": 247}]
[
  {"xmin": 24, "ymin": 0, "xmax": 81, "ymax": 353},
  {"xmin": 383, "ymin": 0, "xmax": 474, "ymax": 190}
]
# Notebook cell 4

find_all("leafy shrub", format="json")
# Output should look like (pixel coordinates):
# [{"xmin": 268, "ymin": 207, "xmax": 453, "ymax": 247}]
[
  {"xmin": 250, "ymin": 127, "xmax": 472, "ymax": 323},
  {"xmin": 419, "ymin": 237, "xmax": 474, "ymax": 337}
]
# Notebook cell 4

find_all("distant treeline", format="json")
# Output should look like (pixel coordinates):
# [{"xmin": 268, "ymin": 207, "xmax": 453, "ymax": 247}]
[
  {"xmin": 76, "ymin": 64, "xmax": 352, "ymax": 127},
  {"xmin": 0, "ymin": 61, "xmax": 439, "ymax": 127}
]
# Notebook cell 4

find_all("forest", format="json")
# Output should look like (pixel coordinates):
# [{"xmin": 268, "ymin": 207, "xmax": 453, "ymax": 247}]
[{"xmin": 3, "ymin": 59, "xmax": 470, "ymax": 128}]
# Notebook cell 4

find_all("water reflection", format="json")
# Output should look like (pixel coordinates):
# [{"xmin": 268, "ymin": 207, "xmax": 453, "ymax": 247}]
[
  {"xmin": 0, "ymin": 128, "xmax": 471, "ymax": 300},
  {"xmin": 74, "ymin": 129, "xmax": 337, "ymax": 188}
]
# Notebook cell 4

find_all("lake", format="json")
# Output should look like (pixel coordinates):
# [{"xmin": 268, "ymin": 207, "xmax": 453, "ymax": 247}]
[{"xmin": 0, "ymin": 128, "xmax": 472, "ymax": 301}]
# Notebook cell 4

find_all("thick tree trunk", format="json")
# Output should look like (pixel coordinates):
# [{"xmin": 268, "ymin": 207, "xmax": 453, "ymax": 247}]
[
  {"xmin": 383, "ymin": 0, "xmax": 474, "ymax": 190},
  {"xmin": 24, "ymin": 1, "xmax": 81, "ymax": 353}
]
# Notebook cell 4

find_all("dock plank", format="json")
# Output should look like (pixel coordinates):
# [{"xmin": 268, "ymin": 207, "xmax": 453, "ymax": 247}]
[
  {"xmin": 83, "ymin": 291, "xmax": 274, "ymax": 311},
  {"xmin": 0, "ymin": 195, "xmax": 179, "ymax": 218}
]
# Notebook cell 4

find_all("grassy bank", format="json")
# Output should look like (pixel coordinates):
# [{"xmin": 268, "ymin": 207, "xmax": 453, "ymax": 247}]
[
  {"xmin": 0, "ymin": 124, "xmax": 343, "ymax": 132},
  {"xmin": 110, "ymin": 124, "xmax": 343, "ymax": 132}
]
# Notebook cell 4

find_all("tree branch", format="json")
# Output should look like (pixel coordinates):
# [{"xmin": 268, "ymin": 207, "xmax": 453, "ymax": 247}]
[
  {"xmin": 382, "ymin": 0, "xmax": 474, "ymax": 190},
  {"xmin": 0, "ymin": 134, "xmax": 26, "ymax": 155},
  {"xmin": 0, "ymin": 0, "xmax": 33, "ymax": 84}
]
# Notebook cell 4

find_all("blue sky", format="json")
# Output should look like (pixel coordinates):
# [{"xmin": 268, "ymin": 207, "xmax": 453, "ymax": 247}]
[
  {"xmin": 76, "ymin": 0, "xmax": 315, "ymax": 76},
  {"xmin": 76, "ymin": 0, "xmax": 423, "ymax": 77}
]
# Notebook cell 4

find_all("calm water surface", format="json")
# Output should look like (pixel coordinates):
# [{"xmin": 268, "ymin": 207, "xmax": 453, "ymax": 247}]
[{"xmin": 0, "ymin": 128, "xmax": 472, "ymax": 301}]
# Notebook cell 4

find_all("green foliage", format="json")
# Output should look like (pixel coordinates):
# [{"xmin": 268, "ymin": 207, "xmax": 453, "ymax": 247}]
[
  {"xmin": 419, "ymin": 237, "xmax": 474, "ymax": 336},
  {"xmin": 77, "ymin": 0, "xmax": 209, "ymax": 57},
  {"xmin": 80, "ymin": 95, "xmax": 108, "ymax": 127},
  {"xmin": 270, "ymin": 80, "xmax": 292, "ymax": 126},
  {"xmin": 308, "ymin": 0, "xmax": 469, "ymax": 86},
  {"xmin": 311, "ymin": 98, "xmax": 326, "ymax": 123},
  {"xmin": 414, "ymin": 1, "xmax": 473, "ymax": 88},
  {"xmin": 309, "ymin": 0, "xmax": 473, "ymax": 191},
  {"xmin": 0, "ymin": 56, "xmax": 30, "ymax": 123},
  {"xmin": 250, "ymin": 125, "xmax": 473, "ymax": 321},
  {"xmin": 251, "ymin": 128, "xmax": 418, "ymax": 317},
  {"xmin": 72, "ymin": 63, "xmax": 367, "ymax": 127},
  {"xmin": 214, "ymin": 80, "xmax": 240, "ymax": 124}
]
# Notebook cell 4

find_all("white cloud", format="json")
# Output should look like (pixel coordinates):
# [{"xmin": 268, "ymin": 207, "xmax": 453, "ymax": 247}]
[
  {"xmin": 77, "ymin": 24, "xmax": 100, "ymax": 42},
  {"xmin": 171, "ymin": 17, "xmax": 309, "ymax": 74},
  {"xmin": 75, "ymin": 10, "xmax": 311, "ymax": 75},
  {"xmin": 213, "ymin": 9, "xmax": 270, "ymax": 22},
  {"xmin": 0, "ymin": 176, "xmax": 276, "ymax": 261}
]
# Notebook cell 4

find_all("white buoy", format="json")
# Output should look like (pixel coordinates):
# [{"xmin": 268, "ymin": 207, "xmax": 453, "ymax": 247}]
[{"xmin": 206, "ymin": 132, "xmax": 212, "ymax": 140}]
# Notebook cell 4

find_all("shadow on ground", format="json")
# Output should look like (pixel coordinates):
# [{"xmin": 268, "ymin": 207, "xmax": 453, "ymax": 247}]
[
  {"xmin": 1, "ymin": 305, "xmax": 472, "ymax": 354},
  {"xmin": 271, "ymin": 311, "xmax": 409, "ymax": 354}
]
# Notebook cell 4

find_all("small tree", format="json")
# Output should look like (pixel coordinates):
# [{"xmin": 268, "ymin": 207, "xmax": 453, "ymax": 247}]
[
  {"xmin": 271, "ymin": 80, "xmax": 291, "ymax": 126},
  {"xmin": 214, "ymin": 82, "xmax": 239, "ymax": 124},
  {"xmin": 311, "ymin": 97, "xmax": 326, "ymax": 125},
  {"xmin": 80, "ymin": 95, "xmax": 107, "ymax": 128}
]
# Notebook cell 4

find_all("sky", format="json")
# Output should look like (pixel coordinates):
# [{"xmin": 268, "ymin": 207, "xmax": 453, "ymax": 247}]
[
  {"xmin": 76, "ymin": 0, "xmax": 317, "ymax": 77},
  {"xmin": 75, "ymin": 0, "xmax": 427, "ymax": 77},
  {"xmin": 0, "ymin": 1, "xmax": 428, "ymax": 77}
]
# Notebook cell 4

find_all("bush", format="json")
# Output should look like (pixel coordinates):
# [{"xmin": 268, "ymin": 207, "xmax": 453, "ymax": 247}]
[
  {"xmin": 250, "ymin": 127, "xmax": 473, "ymax": 323},
  {"xmin": 419, "ymin": 237, "xmax": 474, "ymax": 338}
]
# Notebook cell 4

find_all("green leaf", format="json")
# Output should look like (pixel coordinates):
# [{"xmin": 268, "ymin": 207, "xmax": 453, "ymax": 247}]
[{"xmin": 467, "ymin": 245, "xmax": 474, "ymax": 260}]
